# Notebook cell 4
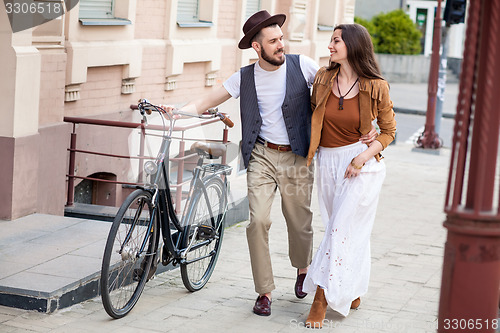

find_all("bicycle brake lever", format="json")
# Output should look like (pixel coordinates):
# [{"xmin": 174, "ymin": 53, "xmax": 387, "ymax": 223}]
[{"xmin": 138, "ymin": 99, "xmax": 153, "ymax": 115}]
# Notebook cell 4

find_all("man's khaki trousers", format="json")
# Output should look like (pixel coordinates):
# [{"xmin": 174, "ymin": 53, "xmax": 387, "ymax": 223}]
[{"xmin": 246, "ymin": 142, "xmax": 314, "ymax": 294}]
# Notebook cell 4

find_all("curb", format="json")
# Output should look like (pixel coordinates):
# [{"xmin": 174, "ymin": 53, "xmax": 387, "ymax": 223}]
[{"xmin": 394, "ymin": 107, "xmax": 455, "ymax": 119}]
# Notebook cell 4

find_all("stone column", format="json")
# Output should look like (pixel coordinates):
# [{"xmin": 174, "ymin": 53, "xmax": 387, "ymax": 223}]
[{"xmin": 0, "ymin": 8, "xmax": 42, "ymax": 220}]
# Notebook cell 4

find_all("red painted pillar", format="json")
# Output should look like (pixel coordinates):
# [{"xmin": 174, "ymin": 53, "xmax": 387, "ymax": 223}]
[
  {"xmin": 439, "ymin": 0, "xmax": 500, "ymax": 332},
  {"xmin": 416, "ymin": 0, "xmax": 443, "ymax": 149}
]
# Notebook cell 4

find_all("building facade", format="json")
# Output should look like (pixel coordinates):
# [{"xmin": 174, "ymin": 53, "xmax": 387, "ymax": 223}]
[{"xmin": 0, "ymin": 0, "xmax": 355, "ymax": 220}]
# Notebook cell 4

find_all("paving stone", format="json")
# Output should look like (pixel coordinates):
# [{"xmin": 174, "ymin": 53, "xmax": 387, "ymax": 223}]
[
  {"xmin": 0, "ymin": 271, "xmax": 75, "ymax": 296},
  {"xmin": 26, "ymin": 254, "xmax": 101, "ymax": 280},
  {"xmin": 1, "ymin": 243, "xmax": 75, "ymax": 267}
]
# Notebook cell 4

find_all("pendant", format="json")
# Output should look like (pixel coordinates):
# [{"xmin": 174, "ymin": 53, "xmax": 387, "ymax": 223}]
[{"xmin": 338, "ymin": 96, "xmax": 344, "ymax": 110}]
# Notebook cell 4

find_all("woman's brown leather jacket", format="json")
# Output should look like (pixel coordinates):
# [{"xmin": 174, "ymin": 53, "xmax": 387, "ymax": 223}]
[{"xmin": 306, "ymin": 67, "xmax": 397, "ymax": 166}]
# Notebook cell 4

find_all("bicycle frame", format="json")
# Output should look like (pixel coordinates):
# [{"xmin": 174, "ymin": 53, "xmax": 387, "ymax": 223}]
[
  {"xmin": 144, "ymin": 136, "xmax": 183, "ymax": 260},
  {"xmin": 136, "ymin": 133, "xmax": 229, "ymax": 267}
]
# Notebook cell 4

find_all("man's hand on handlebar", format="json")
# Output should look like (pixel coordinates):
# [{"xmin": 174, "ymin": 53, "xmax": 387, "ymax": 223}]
[
  {"xmin": 137, "ymin": 99, "xmax": 234, "ymax": 128},
  {"xmin": 158, "ymin": 104, "xmax": 182, "ymax": 119}
]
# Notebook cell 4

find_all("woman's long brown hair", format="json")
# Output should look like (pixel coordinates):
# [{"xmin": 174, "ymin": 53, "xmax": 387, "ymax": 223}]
[{"xmin": 328, "ymin": 23, "xmax": 384, "ymax": 80}]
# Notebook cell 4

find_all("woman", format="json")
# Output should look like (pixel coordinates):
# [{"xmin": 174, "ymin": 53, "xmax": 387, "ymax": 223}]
[{"xmin": 302, "ymin": 23, "xmax": 396, "ymax": 329}]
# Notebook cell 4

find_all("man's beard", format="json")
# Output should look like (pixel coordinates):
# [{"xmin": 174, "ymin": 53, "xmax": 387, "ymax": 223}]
[{"xmin": 261, "ymin": 46, "xmax": 285, "ymax": 66}]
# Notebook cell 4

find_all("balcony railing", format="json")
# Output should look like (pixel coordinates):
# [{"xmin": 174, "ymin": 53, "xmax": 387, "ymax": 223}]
[{"xmin": 64, "ymin": 110, "xmax": 230, "ymax": 214}]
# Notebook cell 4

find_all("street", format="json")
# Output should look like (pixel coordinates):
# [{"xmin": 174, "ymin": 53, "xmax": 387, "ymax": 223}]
[{"xmin": 395, "ymin": 113, "xmax": 454, "ymax": 149}]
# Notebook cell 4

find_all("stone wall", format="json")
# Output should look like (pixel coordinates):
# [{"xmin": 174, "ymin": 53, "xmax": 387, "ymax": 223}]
[
  {"xmin": 376, "ymin": 53, "xmax": 463, "ymax": 83},
  {"xmin": 376, "ymin": 54, "xmax": 431, "ymax": 83}
]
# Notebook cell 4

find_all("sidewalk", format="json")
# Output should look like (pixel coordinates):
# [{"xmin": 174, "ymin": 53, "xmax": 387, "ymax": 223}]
[{"xmin": 0, "ymin": 142, "xmax": 450, "ymax": 332}]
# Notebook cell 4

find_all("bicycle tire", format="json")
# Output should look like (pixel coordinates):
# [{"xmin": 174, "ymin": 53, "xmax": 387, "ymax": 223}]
[
  {"xmin": 100, "ymin": 189, "xmax": 158, "ymax": 318},
  {"xmin": 180, "ymin": 176, "xmax": 226, "ymax": 291}
]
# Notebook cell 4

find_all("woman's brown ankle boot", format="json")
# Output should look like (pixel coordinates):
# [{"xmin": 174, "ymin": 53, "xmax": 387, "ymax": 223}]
[
  {"xmin": 350, "ymin": 297, "xmax": 361, "ymax": 309},
  {"xmin": 305, "ymin": 286, "xmax": 328, "ymax": 329}
]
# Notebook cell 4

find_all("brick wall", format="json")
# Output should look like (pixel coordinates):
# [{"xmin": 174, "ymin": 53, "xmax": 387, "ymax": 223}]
[
  {"xmin": 218, "ymin": 44, "xmax": 238, "ymax": 87},
  {"xmin": 134, "ymin": 45, "xmax": 167, "ymax": 103},
  {"xmin": 217, "ymin": 0, "xmax": 238, "ymax": 39},
  {"xmin": 134, "ymin": 0, "xmax": 166, "ymax": 40},
  {"xmin": 165, "ymin": 62, "xmax": 219, "ymax": 105},
  {"xmin": 216, "ymin": 1, "xmax": 240, "ymax": 93},
  {"xmin": 64, "ymin": 66, "xmax": 131, "ymax": 116}
]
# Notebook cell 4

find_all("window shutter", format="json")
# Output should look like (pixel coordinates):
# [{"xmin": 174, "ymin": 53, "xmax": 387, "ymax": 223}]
[
  {"xmin": 79, "ymin": 0, "xmax": 113, "ymax": 19},
  {"xmin": 177, "ymin": 0, "xmax": 199, "ymax": 23},
  {"xmin": 245, "ymin": 0, "xmax": 261, "ymax": 19}
]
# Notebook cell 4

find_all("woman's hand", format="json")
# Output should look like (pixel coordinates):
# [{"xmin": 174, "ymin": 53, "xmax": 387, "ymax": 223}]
[
  {"xmin": 344, "ymin": 156, "xmax": 365, "ymax": 179},
  {"xmin": 359, "ymin": 124, "xmax": 378, "ymax": 144}
]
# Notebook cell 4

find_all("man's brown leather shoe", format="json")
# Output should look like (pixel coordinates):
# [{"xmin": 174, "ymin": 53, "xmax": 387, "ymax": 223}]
[
  {"xmin": 253, "ymin": 295, "xmax": 271, "ymax": 316},
  {"xmin": 295, "ymin": 270, "xmax": 307, "ymax": 299}
]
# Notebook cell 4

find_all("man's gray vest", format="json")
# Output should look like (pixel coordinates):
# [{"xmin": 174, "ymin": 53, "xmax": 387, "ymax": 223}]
[{"xmin": 239, "ymin": 54, "xmax": 312, "ymax": 168}]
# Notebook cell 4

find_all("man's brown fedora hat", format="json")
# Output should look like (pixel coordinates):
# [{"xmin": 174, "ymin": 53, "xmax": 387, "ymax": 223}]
[{"xmin": 238, "ymin": 10, "xmax": 286, "ymax": 49}]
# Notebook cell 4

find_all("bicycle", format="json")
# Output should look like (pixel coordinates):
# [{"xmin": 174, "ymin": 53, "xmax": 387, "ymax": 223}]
[{"xmin": 100, "ymin": 99, "xmax": 234, "ymax": 319}]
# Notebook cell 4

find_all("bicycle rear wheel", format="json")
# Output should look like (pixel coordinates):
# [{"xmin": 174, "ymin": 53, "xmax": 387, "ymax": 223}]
[
  {"xmin": 180, "ymin": 176, "xmax": 226, "ymax": 291},
  {"xmin": 100, "ymin": 189, "xmax": 158, "ymax": 318}
]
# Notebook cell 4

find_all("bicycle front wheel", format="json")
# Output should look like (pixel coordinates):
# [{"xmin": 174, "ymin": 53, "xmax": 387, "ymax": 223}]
[
  {"xmin": 181, "ymin": 176, "xmax": 226, "ymax": 291},
  {"xmin": 100, "ymin": 189, "xmax": 158, "ymax": 318}
]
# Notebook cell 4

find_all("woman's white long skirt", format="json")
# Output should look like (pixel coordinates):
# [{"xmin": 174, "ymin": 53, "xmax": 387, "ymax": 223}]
[{"xmin": 302, "ymin": 141, "xmax": 386, "ymax": 317}]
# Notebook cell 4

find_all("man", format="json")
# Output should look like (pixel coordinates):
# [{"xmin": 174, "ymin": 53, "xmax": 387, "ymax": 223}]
[{"xmin": 163, "ymin": 10, "xmax": 373, "ymax": 316}]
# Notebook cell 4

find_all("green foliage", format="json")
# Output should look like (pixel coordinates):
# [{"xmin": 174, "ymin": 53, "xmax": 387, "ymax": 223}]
[
  {"xmin": 355, "ymin": 9, "xmax": 422, "ymax": 55},
  {"xmin": 354, "ymin": 17, "xmax": 375, "ymax": 37}
]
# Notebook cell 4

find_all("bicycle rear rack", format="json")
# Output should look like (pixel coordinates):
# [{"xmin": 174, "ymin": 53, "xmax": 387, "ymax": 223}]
[{"xmin": 200, "ymin": 164, "xmax": 232, "ymax": 178}]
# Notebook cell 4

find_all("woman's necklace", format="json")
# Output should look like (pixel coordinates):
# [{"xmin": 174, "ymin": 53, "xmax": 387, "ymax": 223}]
[{"xmin": 337, "ymin": 75, "xmax": 359, "ymax": 110}]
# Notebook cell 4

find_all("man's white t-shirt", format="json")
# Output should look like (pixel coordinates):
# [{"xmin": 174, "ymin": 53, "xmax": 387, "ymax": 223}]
[{"xmin": 223, "ymin": 55, "xmax": 319, "ymax": 145}]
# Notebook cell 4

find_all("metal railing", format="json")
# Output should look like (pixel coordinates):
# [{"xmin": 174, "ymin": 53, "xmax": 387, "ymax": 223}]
[{"xmin": 64, "ymin": 111, "xmax": 229, "ymax": 213}]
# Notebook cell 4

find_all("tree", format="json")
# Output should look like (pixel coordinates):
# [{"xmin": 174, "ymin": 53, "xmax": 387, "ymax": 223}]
[
  {"xmin": 354, "ymin": 16, "xmax": 376, "ymax": 37},
  {"xmin": 355, "ymin": 9, "xmax": 422, "ymax": 55}
]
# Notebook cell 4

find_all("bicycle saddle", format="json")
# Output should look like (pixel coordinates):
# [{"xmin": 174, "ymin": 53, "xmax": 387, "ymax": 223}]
[{"xmin": 190, "ymin": 142, "xmax": 227, "ymax": 158}]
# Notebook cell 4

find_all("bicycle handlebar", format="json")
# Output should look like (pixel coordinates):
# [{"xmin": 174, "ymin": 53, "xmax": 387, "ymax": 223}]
[
  {"xmin": 130, "ymin": 99, "xmax": 234, "ymax": 128},
  {"xmin": 207, "ymin": 108, "xmax": 234, "ymax": 128},
  {"xmin": 217, "ymin": 113, "xmax": 234, "ymax": 128}
]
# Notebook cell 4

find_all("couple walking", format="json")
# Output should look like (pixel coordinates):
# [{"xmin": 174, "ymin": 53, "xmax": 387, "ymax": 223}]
[{"xmin": 164, "ymin": 10, "xmax": 396, "ymax": 329}]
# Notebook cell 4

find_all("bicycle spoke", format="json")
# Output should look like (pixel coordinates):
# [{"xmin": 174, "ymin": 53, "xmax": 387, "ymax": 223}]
[
  {"xmin": 101, "ymin": 190, "xmax": 157, "ymax": 318},
  {"xmin": 181, "ymin": 177, "xmax": 226, "ymax": 291}
]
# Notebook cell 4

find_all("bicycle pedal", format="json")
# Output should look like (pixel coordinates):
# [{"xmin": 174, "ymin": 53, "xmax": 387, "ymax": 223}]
[
  {"xmin": 161, "ymin": 244, "xmax": 173, "ymax": 266},
  {"xmin": 197, "ymin": 224, "xmax": 216, "ymax": 240}
]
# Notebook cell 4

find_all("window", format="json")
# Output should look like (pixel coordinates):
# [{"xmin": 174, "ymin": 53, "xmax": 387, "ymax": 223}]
[
  {"xmin": 79, "ymin": 0, "xmax": 113, "ymax": 19},
  {"xmin": 177, "ymin": 0, "xmax": 198, "ymax": 23},
  {"xmin": 317, "ymin": 0, "xmax": 334, "ymax": 31},
  {"xmin": 245, "ymin": 0, "xmax": 261, "ymax": 19},
  {"xmin": 79, "ymin": 0, "xmax": 131, "ymax": 25},
  {"xmin": 177, "ymin": 0, "xmax": 213, "ymax": 27}
]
